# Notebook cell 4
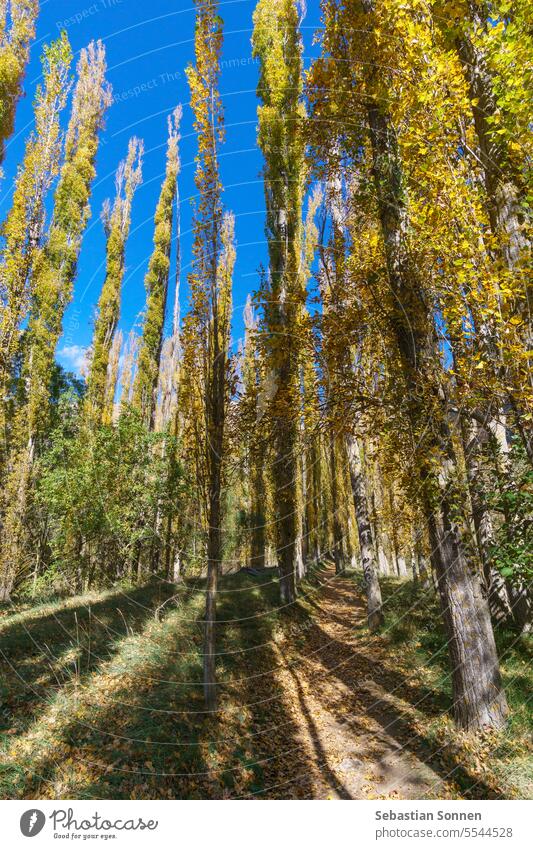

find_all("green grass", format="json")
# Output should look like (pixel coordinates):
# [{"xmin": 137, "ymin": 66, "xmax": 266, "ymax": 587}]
[
  {"xmin": 373, "ymin": 575, "xmax": 533, "ymax": 799},
  {"xmin": 0, "ymin": 568, "xmax": 308, "ymax": 799}
]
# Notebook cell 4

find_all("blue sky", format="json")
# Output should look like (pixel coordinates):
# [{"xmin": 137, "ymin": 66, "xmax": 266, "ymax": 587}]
[{"xmin": 1, "ymin": 0, "xmax": 322, "ymax": 375}]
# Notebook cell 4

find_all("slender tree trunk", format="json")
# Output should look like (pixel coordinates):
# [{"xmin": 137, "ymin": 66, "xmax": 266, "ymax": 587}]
[
  {"xmin": 296, "ymin": 531, "xmax": 306, "ymax": 581},
  {"xmin": 164, "ymin": 510, "xmax": 173, "ymax": 579},
  {"xmin": 413, "ymin": 529, "xmax": 431, "ymax": 589},
  {"xmin": 410, "ymin": 549, "xmax": 418, "ymax": 583},
  {"xmin": 250, "ymin": 441, "xmax": 266, "ymax": 569},
  {"xmin": 377, "ymin": 544, "xmax": 390, "ymax": 576},
  {"xmin": 274, "ymin": 416, "xmax": 298, "ymax": 605},
  {"xmin": 299, "ymin": 441, "xmax": 309, "ymax": 575},
  {"xmin": 204, "ymin": 469, "xmax": 221, "ymax": 710},
  {"xmin": 345, "ymin": 435, "xmax": 383, "ymax": 630},
  {"xmin": 397, "ymin": 555, "xmax": 408, "ymax": 577},
  {"xmin": 387, "ymin": 486, "xmax": 403, "ymax": 576},
  {"xmin": 508, "ymin": 396, "xmax": 533, "ymax": 467},
  {"xmin": 311, "ymin": 434, "xmax": 323, "ymax": 563},
  {"xmin": 203, "ymin": 287, "xmax": 227, "ymax": 710},
  {"xmin": 172, "ymin": 548, "xmax": 182, "ymax": 583},
  {"xmin": 30, "ymin": 517, "xmax": 49, "ymax": 599},
  {"xmin": 507, "ymin": 581, "xmax": 532, "ymax": 635},
  {"xmin": 329, "ymin": 433, "xmax": 345, "ymax": 574},
  {"xmin": 461, "ymin": 413, "xmax": 513, "ymax": 624}
]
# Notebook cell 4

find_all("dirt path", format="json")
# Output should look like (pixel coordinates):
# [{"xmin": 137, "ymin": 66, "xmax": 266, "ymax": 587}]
[{"xmin": 252, "ymin": 568, "xmax": 449, "ymax": 799}]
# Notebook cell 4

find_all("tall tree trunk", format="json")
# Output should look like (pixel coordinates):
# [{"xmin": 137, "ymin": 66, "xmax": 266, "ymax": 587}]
[
  {"xmin": 426, "ymin": 489, "xmax": 508, "ymax": 729},
  {"xmin": 461, "ymin": 413, "xmax": 513, "ymax": 624},
  {"xmin": 413, "ymin": 529, "xmax": 431, "ymax": 589},
  {"xmin": 329, "ymin": 433, "xmax": 345, "ymax": 574},
  {"xmin": 185, "ymin": 2, "xmax": 233, "ymax": 710},
  {"xmin": 387, "ymin": 485, "xmax": 403, "ymax": 576},
  {"xmin": 299, "ymin": 436, "xmax": 309, "ymax": 575},
  {"xmin": 311, "ymin": 434, "xmax": 323, "ymax": 563},
  {"xmin": 204, "ymin": 463, "xmax": 221, "ymax": 710},
  {"xmin": 345, "ymin": 435, "xmax": 383, "ymax": 630},
  {"xmin": 250, "ymin": 444, "xmax": 266, "ymax": 570},
  {"xmin": 274, "ymin": 415, "xmax": 298, "ymax": 605},
  {"xmin": 359, "ymin": 0, "xmax": 508, "ymax": 728},
  {"xmin": 203, "ymin": 211, "xmax": 233, "ymax": 708}
]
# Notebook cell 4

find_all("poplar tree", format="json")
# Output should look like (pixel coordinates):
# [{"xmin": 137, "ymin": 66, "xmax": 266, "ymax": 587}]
[
  {"xmin": 366, "ymin": 0, "xmax": 508, "ymax": 730},
  {"xmin": 183, "ymin": 0, "xmax": 235, "ymax": 709},
  {"xmin": 160, "ymin": 182, "xmax": 183, "ymax": 578},
  {"xmin": 103, "ymin": 328, "xmax": 122, "ymax": 426},
  {"xmin": 309, "ymin": 0, "xmax": 508, "ymax": 730},
  {"xmin": 297, "ymin": 188, "xmax": 322, "ymax": 577},
  {"xmin": 0, "ymin": 0, "xmax": 39, "ymax": 167},
  {"xmin": 439, "ymin": 0, "xmax": 530, "ymax": 272},
  {"xmin": 0, "ymin": 32, "xmax": 72, "ymax": 468},
  {"xmin": 318, "ymin": 167, "xmax": 384, "ymax": 628},
  {"xmin": 440, "ymin": 0, "xmax": 532, "ymax": 463},
  {"xmin": 133, "ymin": 106, "xmax": 182, "ymax": 428},
  {"xmin": 161, "ymin": 172, "xmax": 183, "ymax": 433},
  {"xmin": 0, "ymin": 40, "xmax": 111, "ymax": 601},
  {"xmin": 241, "ymin": 296, "xmax": 266, "ymax": 570},
  {"xmin": 84, "ymin": 137, "xmax": 143, "ymax": 426},
  {"xmin": 252, "ymin": 0, "xmax": 306, "ymax": 605},
  {"xmin": 119, "ymin": 330, "xmax": 139, "ymax": 409}
]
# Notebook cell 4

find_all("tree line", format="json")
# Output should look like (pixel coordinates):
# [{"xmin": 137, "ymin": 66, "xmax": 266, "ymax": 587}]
[{"xmin": 0, "ymin": 0, "xmax": 531, "ymax": 732}]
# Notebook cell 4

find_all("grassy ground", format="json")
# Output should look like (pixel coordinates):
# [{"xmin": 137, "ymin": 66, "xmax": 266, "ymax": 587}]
[
  {"xmin": 0, "ymin": 567, "xmax": 531, "ymax": 799},
  {"xmin": 0, "ymin": 569, "xmax": 294, "ymax": 799},
  {"xmin": 370, "ymin": 574, "xmax": 533, "ymax": 799}
]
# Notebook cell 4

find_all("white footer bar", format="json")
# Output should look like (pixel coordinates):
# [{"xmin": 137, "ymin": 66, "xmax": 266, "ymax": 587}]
[{"xmin": 1, "ymin": 799, "xmax": 530, "ymax": 848}]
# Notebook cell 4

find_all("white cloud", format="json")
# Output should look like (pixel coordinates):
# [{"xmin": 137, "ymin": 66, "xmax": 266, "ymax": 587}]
[{"xmin": 58, "ymin": 344, "xmax": 88, "ymax": 375}]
